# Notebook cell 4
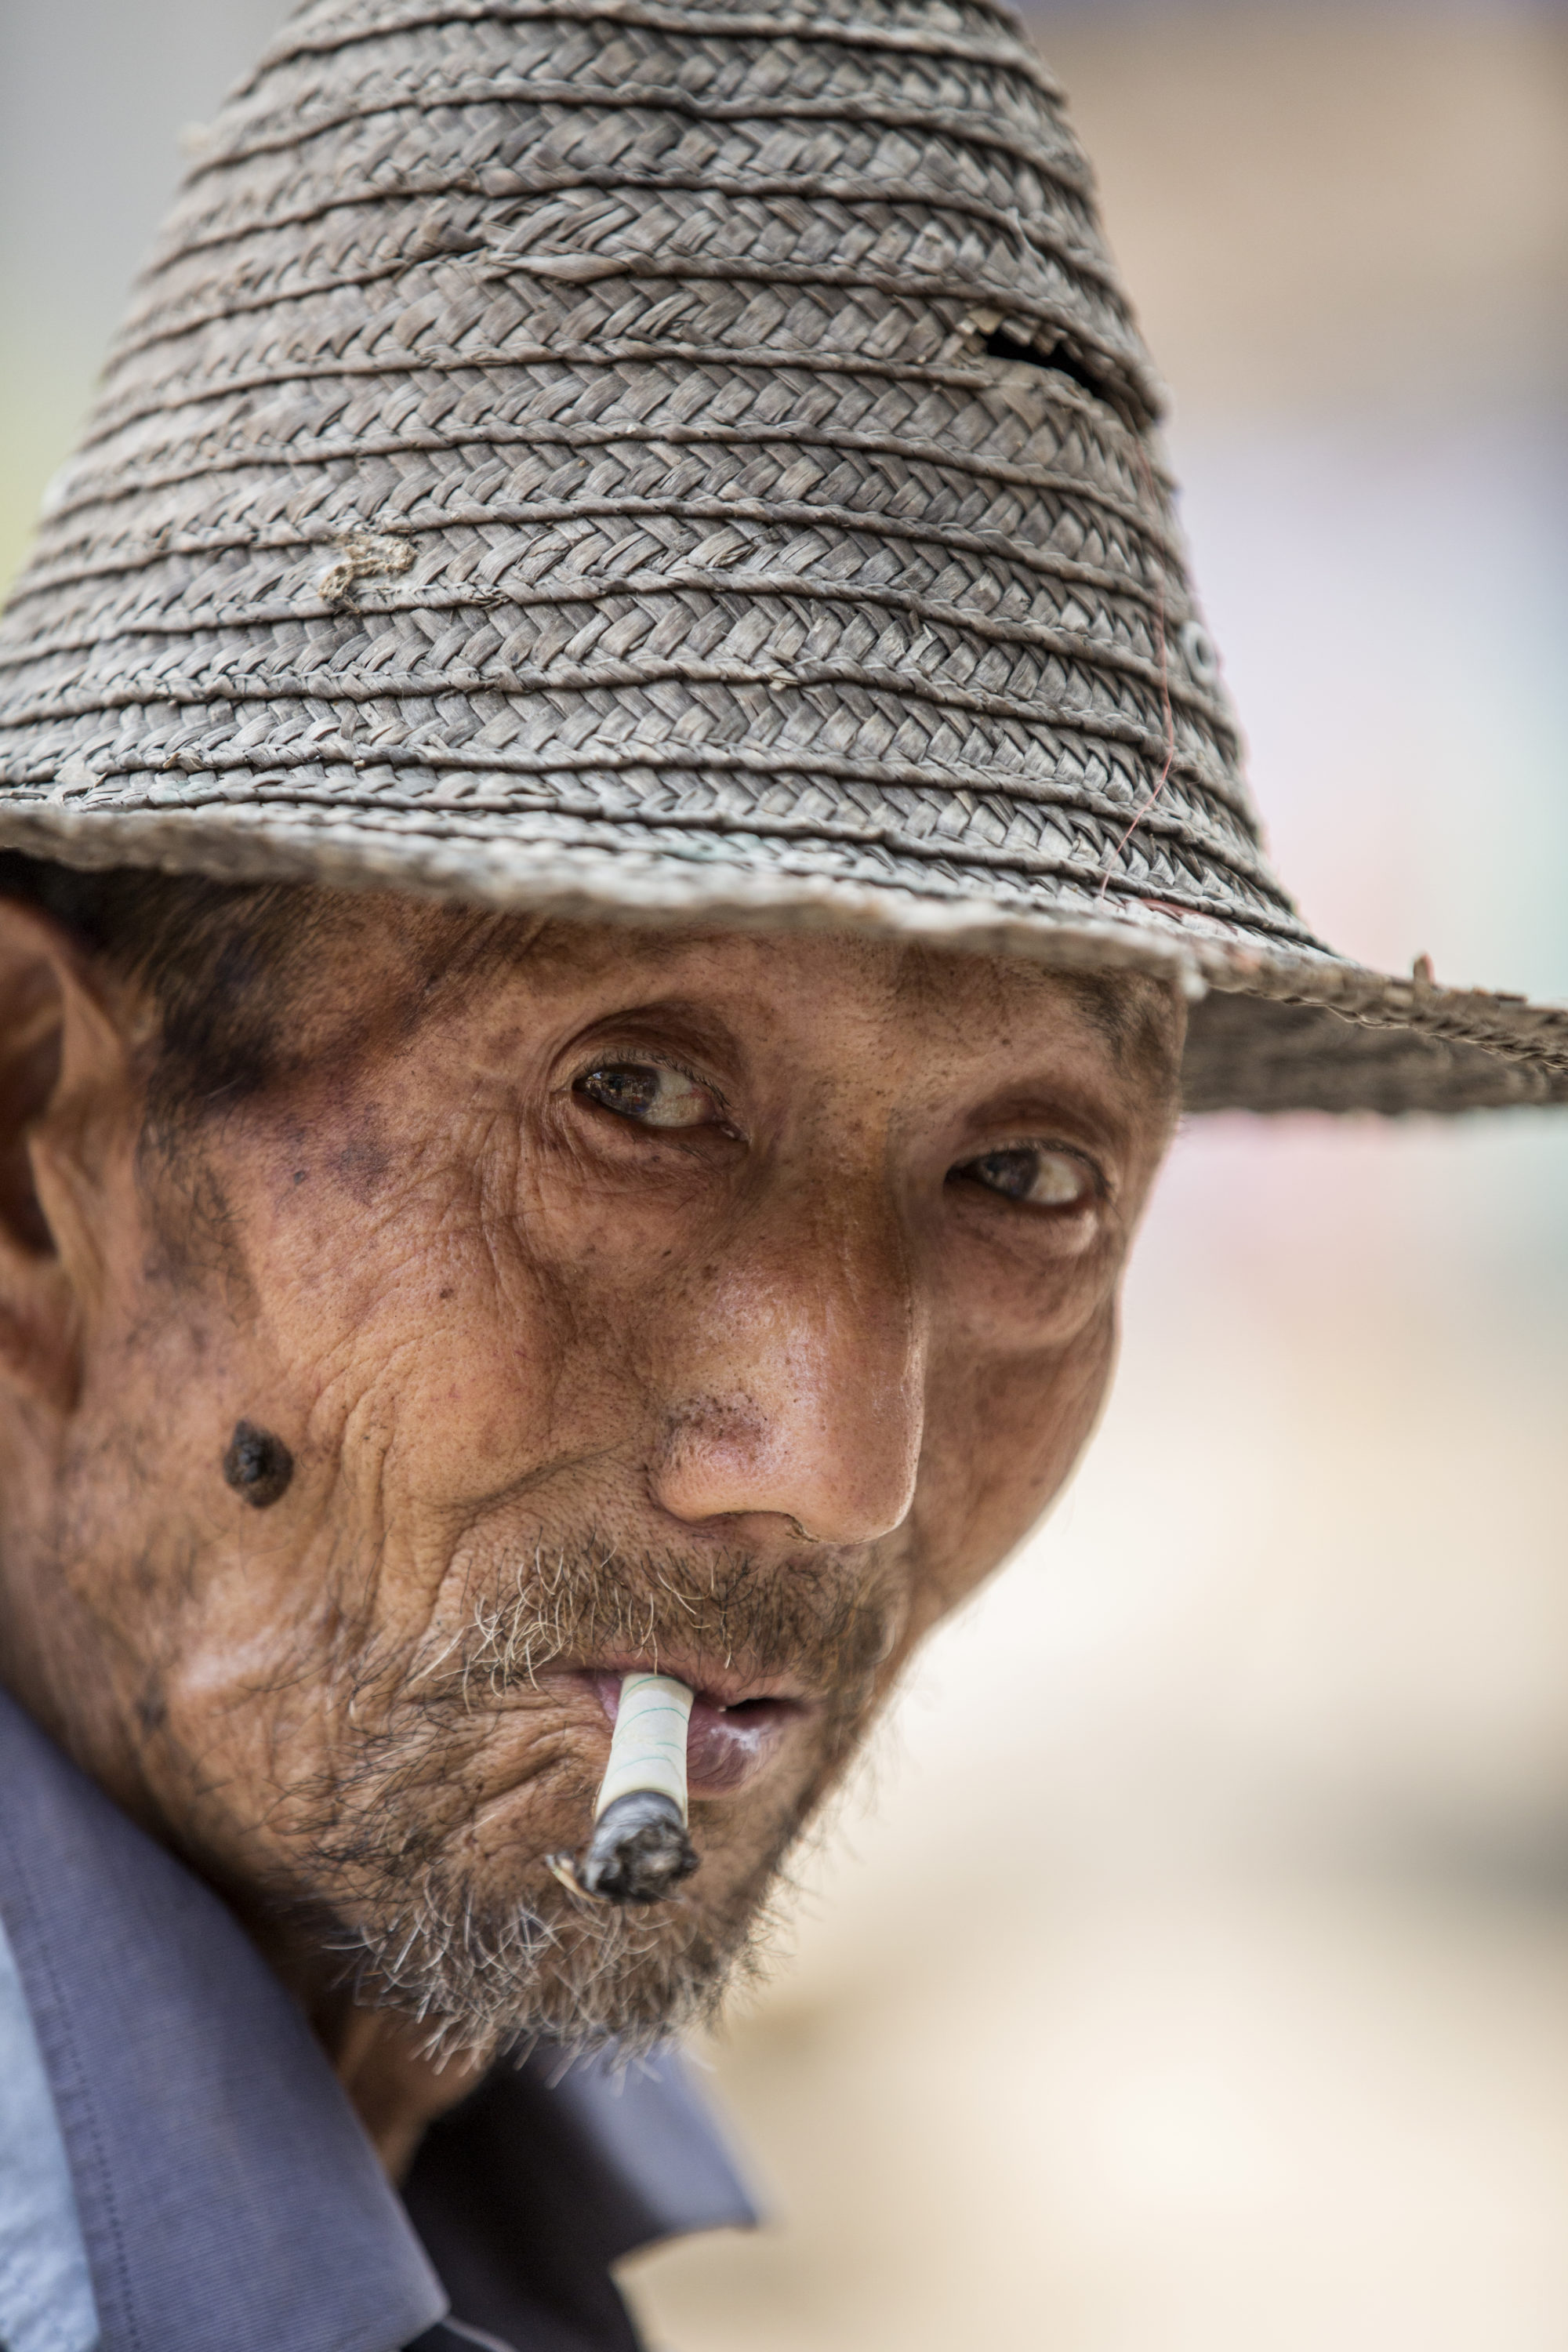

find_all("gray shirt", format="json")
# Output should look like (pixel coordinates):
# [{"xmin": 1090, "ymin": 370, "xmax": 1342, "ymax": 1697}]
[{"xmin": 0, "ymin": 1690, "xmax": 753, "ymax": 2352}]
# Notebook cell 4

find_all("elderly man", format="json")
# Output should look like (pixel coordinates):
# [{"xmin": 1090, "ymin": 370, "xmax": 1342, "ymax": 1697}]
[{"xmin": 0, "ymin": 2, "xmax": 1562, "ymax": 2348}]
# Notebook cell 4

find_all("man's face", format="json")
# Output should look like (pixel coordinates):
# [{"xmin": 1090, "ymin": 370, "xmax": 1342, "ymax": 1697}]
[{"xmin": 8, "ymin": 901, "xmax": 1181, "ymax": 2051}]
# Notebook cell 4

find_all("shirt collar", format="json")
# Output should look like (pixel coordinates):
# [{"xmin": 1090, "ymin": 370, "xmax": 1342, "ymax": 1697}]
[
  {"xmin": 0, "ymin": 1690, "xmax": 754, "ymax": 2352},
  {"xmin": 0, "ymin": 1687, "xmax": 448, "ymax": 2352}
]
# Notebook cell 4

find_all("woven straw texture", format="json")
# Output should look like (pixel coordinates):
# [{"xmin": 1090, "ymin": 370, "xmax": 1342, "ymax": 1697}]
[{"xmin": 0, "ymin": 0, "xmax": 1563, "ymax": 1112}]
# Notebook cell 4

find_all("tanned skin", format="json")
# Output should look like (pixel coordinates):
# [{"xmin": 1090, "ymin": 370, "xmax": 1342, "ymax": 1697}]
[{"xmin": 0, "ymin": 890, "xmax": 1182, "ymax": 2181}]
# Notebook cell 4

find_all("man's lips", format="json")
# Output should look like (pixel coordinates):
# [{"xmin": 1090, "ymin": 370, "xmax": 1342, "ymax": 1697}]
[{"xmin": 581, "ymin": 1667, "xmax": 805, "ymax": 1797}]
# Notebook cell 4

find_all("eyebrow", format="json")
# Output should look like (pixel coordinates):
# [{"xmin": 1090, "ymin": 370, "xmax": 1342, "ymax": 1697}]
[
  {"xmin": 1052, "ymin": 971, "xmax": 1179, "ymax": 1087},
  {"xmin": 1055, "ymin": 972, "xmax": 1137, "ymax": 1050}
]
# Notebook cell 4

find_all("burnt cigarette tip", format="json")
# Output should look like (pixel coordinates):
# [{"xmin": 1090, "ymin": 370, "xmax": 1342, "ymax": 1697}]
[{"xmin": 578, "ymin": 1790, "xmax": 699, "ymax": 1906}]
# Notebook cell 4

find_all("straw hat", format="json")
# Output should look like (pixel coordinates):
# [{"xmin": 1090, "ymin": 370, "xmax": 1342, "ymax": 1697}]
[{"xmin": 0, "ymin": 0, "xmax": 1561, "ymax": 1113}]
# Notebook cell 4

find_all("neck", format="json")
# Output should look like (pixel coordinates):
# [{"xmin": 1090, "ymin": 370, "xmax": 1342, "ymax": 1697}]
[
  {"xmin": 314, "ymin": 1994, "xmax": 492, "ymax": 2182},
  {"xmin": 208, "ymin": 1896, "xmax": 496, "ymax": 2182}
]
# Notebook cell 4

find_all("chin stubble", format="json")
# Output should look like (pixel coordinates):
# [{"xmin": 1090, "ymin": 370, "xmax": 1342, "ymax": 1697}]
[{"xmin": 289, "ymin": 1537, "xmax": 900, "ymax": 2060}]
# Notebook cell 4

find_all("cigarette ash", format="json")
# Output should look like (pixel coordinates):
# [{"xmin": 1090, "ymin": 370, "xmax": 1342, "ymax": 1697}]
[{"xmin": 579, "ymin": 1790, "xmax": 699, "ymax": 1905}]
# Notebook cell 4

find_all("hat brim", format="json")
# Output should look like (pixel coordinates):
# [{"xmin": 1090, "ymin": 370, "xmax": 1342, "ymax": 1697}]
[{"xmin": 2, "ymin": 790, "xmax": 1562, "ymax": 1116}]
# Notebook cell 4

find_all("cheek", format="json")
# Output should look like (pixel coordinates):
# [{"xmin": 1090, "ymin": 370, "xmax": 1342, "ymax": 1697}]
[
  {"xmin": 937, "ymin": 1214, "xmax": 1119, "ymax": 1354},
  {"xmin": 903, "ymin": 1303, "xmax": 1120, "ymax": 1631},
  {"xmin": 235, "ymin": 1145, "xmax": 672, "ymax": 1591}
]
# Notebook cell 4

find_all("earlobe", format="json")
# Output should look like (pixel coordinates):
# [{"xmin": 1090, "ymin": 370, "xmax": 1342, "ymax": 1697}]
[{"xmin": 0, "ymin": 901, "xmax": 130, "ymax": 1413}]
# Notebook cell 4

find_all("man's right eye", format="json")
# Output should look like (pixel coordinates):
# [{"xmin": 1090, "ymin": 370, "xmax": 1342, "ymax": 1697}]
[{"xmin": 575, "ymin": 1061, "xmax": 718, "ymax": 1129}]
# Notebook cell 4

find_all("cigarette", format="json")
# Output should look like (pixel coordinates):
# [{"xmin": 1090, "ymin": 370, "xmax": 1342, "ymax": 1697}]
[{"xmin": 569, "ymin": 1672, "xmax": 700, "ymax": 1905}]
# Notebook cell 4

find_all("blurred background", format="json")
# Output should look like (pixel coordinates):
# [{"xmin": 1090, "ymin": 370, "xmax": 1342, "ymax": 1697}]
[{"xmin": 3, "ymin": 2, "xmax": 1566, "ymax": 2343}]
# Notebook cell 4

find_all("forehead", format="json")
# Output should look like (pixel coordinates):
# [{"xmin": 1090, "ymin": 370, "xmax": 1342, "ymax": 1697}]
[
  {"xmin": 267, "ymin": 895, "xmax": 1183, "ymax": 1109},
  {"xmin": 524, "ymin": 922, "xmax": 1165, "ymax": 1065}
]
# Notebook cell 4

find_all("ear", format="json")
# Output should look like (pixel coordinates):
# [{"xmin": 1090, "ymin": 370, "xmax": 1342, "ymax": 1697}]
[{"xmin": 0, "ymin": 898, "xmax": 136, "ymax": 1415}]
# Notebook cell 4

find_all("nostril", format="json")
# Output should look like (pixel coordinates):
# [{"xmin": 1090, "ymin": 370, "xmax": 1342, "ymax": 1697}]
[{"xmin": 651, "ymin": 1394, "xmax": 916, "ymax": 1549}]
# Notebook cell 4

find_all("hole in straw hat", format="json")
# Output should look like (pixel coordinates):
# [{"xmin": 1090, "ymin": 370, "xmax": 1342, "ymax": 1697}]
[{"xmin": 983, "ymin": 324, "xmax": 1116, "ymax": 413}]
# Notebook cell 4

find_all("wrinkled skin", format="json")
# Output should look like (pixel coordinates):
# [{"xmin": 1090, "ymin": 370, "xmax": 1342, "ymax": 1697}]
[{"xmin": 0, "ymin": 891, "xmax": 1182, "ymax": 2175}]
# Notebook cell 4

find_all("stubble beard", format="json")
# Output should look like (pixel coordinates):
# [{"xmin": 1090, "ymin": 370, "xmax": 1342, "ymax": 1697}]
[{"xmin": 289, "ymin": 1535, "xmax": 901, "ymax": 2060}]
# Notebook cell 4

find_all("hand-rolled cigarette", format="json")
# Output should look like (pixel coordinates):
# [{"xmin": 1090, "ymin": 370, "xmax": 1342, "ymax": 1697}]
[{"xmin": 575, "ymin": 1672, "xmax": 700, "ymax": 1905}]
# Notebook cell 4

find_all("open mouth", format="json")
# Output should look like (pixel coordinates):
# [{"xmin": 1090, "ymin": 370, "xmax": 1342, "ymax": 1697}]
[{"xmin": 582, "ymin": 1668, "xmax": 804, "ymax": 1796}]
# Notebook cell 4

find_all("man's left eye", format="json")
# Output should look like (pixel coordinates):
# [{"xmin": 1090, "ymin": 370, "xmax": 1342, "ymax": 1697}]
[
  {"xmin": 575, "ymin": 1061, "xmax": 718, "ymax": 1129},
  {"xmin": 953, "ymin": 1145, "xmax": 1098, "ymax": 1208}
]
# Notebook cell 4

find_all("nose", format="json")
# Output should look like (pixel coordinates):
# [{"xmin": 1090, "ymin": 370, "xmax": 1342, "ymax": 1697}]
[{"xmin": 648, "ymin": 1184, "xmax": 925, "ymax": 1548}]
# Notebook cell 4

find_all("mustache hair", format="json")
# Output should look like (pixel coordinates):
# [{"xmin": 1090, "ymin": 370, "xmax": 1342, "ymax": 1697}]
[
  {"xmin": 405, "ymin": 1534, "xmax": 903, "ymax": 1737},
  {"xmin": 296, "ymin": 1534, "xmax": 904, "ymax": 2057}
]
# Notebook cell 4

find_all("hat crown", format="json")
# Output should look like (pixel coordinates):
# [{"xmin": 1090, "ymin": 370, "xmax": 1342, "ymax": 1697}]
[
  {"xmin": 5, "ymin": 0, "xmax": 1281, "ymax": 941},
  {"xmin": 134, "ymin": 0, "xmax": 1160, "ymax": 427}
]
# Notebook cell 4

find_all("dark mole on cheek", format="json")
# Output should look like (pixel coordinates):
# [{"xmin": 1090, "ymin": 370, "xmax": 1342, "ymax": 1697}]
[{"xmin": 223, "ymin": 1421, "xmax": 295, "ymax": 1509}]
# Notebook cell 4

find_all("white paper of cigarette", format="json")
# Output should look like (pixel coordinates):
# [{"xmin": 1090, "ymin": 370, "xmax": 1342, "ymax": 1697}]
[{"xmin": 594, "ymin": 1672, "xmax": 694, "ymax": 1824}]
